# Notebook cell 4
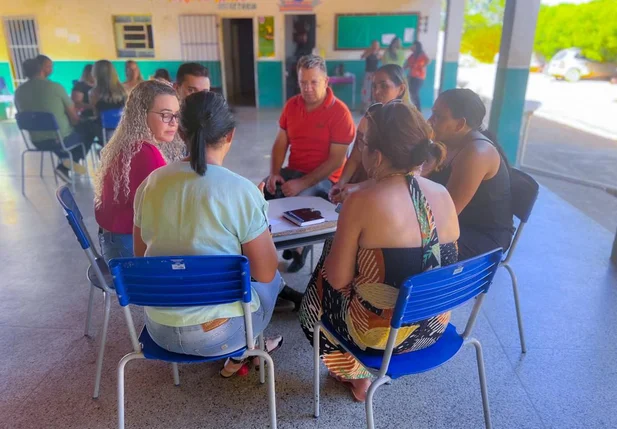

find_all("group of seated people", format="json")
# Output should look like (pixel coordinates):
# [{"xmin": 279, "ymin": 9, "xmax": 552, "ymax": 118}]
[
  {"xmin": 19, "ymin": 52, "xmax": 514, "ymax": 402},
  {"xmin": 13, "ymin": 55, "xmax": 210, "ymax": 182}
]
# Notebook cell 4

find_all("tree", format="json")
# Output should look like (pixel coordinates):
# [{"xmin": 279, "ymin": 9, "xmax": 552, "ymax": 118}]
[
  {"xmin": 461, "ymin": 0, "xmax": 505, "ymax": 63},
  {"xmin": 534, "ymin": 0, "xmax": 617, "ymax": 62}
]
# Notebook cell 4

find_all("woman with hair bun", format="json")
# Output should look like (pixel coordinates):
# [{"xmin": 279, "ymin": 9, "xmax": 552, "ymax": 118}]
[
  {"xmin": 427, "ymin": 88, "xmax": 514, "ymax": 260},
  {"xmin": 299, "ymin": 102, "xmax": 459, "ymax": 402},
  {"xmin": 132, "ymin": 91, "xmax": 284, "ymax": 377}
]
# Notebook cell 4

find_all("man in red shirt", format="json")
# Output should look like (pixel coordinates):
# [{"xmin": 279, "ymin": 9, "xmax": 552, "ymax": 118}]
[{"xmin": 265, "ymin": 54, "xmax": 355, "ymax": 273}]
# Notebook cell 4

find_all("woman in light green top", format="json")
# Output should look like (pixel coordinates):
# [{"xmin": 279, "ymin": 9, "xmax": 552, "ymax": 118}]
[
  {"xmin": 133, "ymin": 91, "xmax": 284, "ymax": 377},
  {"xmin": 382, "ymin": 37, "xmax": 406, "ymax": 67}
]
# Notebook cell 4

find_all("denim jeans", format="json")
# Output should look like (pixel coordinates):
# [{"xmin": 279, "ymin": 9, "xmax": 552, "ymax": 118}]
[
  {"xmin": 32, "ymin": 131, "xmax": 91, "ymax": 162},
  {"xmin": 146, "ymin": 271, "xmax": 283, "ymax": 357},
  {"xmin": 98, "ymin": 230, "xmax": 134, "ymax": 263}
]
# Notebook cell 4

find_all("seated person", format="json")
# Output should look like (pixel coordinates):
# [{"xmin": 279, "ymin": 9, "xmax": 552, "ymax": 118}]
[
  {"xmin": 174, "ymin": 62, "xmax": 210, "ymax": 100},
  {"xmin": 153, "ymin": 68, "xmax": 171, "ymax": 83},
  {"xmin": 94, "ymin": 80, "xmax": 181, "ymax": 262},
  {"xmin": 71, "ymin": 64, "xmax": 95, "ymax": 117},
  {"xmin": 330, "ymin": 64, "xmax": 413, "ymax": 204},
  {"xmin": 35, "ymin": 54, "xmax": 53, "ymax": 79},
  {"xmin": 426, "ymin": 88, "xmax": 514, "ymax": 260},
  {"xmin": 90, "ymin": 60, "xmax": 127, "ymax": 117},
  {"xmin": 299, "ymin": 102, "xmax": 459, "ymax": 402},
  {"xmin": 14, "ymin": 58, "xmax": 92, "ymax": 182},
  {"xmin": 265, "ymin": 54, "xmax": 355, "ymax": 272},
  {"xmin": 133, "ymin": 91, "xmax": 283, "ymax": 376},
  {"xmin": 123, "ymin": 60, "xmax": 144, "ymax": 93}
]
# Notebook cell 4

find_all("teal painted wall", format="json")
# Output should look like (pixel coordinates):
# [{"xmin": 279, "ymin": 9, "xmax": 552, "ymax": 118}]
[
  {"xmin": 325, "ymin": 59, "xmax": 435, "ymax": 112},
  {"xmin": 0, "ymin": 62, "xmax": 14, "ymax": 93},
  {"xmin": 49, "ymin": 60, "xmax": 222, "ymax": 95},
  {"xmin": 440, "ymin": 61, "xmax": 458, "ymax": 93},
  {"xmin": 257, "ymin": 61, "xmax": 283, "ymax": 108},
  {"xmin": 489, "ymin": 67, "xmax": 530, "ymax": 164}
]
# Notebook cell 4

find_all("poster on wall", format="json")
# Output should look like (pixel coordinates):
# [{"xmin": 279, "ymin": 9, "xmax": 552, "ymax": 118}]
[{"xmin": 258, "ymin": 16, "xmax": 275, "ymax": 58}]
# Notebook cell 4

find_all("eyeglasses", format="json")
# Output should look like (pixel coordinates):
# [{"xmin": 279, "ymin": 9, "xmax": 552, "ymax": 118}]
[{"xmin": 149, "ymin": 111, "xmax": 179, "ymax": 124}]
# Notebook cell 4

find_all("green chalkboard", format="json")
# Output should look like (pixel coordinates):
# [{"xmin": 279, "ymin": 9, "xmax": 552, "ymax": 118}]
[{"xmin": 335, "ymin": 14, "xmax": 419, "ymax": 50}]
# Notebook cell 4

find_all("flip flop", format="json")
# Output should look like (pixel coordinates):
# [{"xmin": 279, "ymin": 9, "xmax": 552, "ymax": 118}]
[{"xmin": 220, "ymin": 358, "xmax": 250, "ymax": 378}]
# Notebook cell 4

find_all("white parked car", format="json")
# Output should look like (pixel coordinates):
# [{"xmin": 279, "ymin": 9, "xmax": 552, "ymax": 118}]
[{"xmin": 547, "ymin": 48, "xmax": 617, "ymax": 82}]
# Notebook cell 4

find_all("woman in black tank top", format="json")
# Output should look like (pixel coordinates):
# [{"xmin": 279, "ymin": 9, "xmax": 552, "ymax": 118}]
[{"xmin": 426, "ymin": 88, "xmax": 514, "ymax": 260}]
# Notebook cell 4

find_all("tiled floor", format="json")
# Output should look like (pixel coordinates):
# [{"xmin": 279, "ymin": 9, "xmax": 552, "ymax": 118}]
[{"xmin": 1, "ymin": 108, "xmax": 616, "ymax": 429}]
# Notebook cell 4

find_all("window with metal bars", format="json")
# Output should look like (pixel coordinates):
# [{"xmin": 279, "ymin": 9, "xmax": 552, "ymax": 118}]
[
  {"xmin": 113, "ymin": 15, "xmax": 155, "ymax": 58},
  {"xmin": 2, "ymin": 17, "xmax": 40, "ymax": 88}
]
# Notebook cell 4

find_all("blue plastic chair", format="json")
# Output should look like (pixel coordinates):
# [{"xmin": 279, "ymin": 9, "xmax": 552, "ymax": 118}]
[
  {"xmin": 109, "ymin": 255, "xmax": 277, "ymax": 429},
  {"xmin": 16, "ymin": 111, "xmax": 89, "ymax": 194},
  {"xmin": 56, "ymin": 185, "xmax": 115, "ymax": 399},
  {"xmin": 313, "ymin": 249, "xmax": 503, "ymax": 429},
  {"xmin": 100, "ymin": 108, "xmax": 123, "ymax": 145},
  {"xmin": 500, "ymin": 168, "xmax": 540, "ymax": 353}
]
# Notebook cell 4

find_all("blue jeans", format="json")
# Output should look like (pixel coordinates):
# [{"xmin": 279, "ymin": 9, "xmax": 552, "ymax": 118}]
[
  {"xmin": 146, "ymin": 271, "xmax": 283, "ymax": 357},
  {"xmin": 98, "ymin": 230, "xmax": 133, "ymax": 263}
]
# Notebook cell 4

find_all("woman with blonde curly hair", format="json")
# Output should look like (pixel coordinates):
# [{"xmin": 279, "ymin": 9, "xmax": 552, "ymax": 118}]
[{"xmin": 94, "ymin": 79, "xmax": 184, "ymax": 262}]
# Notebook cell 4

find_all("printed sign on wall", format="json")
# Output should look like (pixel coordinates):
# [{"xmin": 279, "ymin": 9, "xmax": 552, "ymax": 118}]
[
  {"xmin": 258, "ymin": 17, "xmax": 275, "ymax": 58},
  {"xmin": 279, "ymin": 0, "xmax": 321, "ymax": 12}
]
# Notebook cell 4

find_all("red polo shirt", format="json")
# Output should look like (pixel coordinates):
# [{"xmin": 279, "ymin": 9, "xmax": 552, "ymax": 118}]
[{"xmin": 279, "ymin": 87, "xmax": 355, "ymax": 183}]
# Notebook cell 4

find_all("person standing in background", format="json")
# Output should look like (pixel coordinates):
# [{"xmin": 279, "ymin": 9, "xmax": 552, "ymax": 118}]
[
  {"xmin": 360, "ymin": 40, "xmax": 382, "ymax": 111},
  {"xmin": 123, "ymin": 60, "xmax": 144, "ymax": 93},
  {"xmin": 404, "ymin": 41, "xmax": 430, "ymax": 110},
  {"xmin": 382, "ymin": 37, "xmax": 406, "ymax": 67}
]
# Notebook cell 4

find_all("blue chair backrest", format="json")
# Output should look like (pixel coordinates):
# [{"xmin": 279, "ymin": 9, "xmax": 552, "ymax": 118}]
[
  {"xmin": 16, "ymin": 111, "xmax": 60, "ymax": 132},
  {"xmin": 56, "ymin": 185, "xmax": 92, "ymax": 250},
  {"xmin": 109, "ymin": 256, "xmax": 252, "ymax": 308},
  {"xmin": 391, "ymin": 249, "xmax": 503, "ymax": 329},
  {"xmin": 100, "ymin": 108, "xmax": 123, "ymax": 129},
  {"xmin": 0, "ymin": 77, "xmax": 7, "ymax": 94},
  {"xmin": 510, "ymin": 168, "xmax": 539, "ymax": 223}
]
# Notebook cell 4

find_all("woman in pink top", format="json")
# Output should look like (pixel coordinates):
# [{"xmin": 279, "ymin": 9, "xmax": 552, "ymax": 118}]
[{"xmin": 94, "ymin": 80, "xmax": 184, "ymax": 262}]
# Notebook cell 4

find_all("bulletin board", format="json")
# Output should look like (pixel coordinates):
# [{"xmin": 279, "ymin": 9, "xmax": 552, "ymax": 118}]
[{"xmin": 335, "ymin": 13, "xmax": 419, "ymax": 50}]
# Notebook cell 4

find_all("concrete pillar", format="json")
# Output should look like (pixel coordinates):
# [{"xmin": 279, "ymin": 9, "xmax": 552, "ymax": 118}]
[
  {"xmin": 488, "ymin": 0, "xmax": 541, "ymax": 164},
  {"xmin": 440, "ymin": 0, "xmax": 465, "ymax": 92}
]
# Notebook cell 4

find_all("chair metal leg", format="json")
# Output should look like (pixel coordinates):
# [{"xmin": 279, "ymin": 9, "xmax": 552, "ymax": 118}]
[
  {"xmin": 365, "ymin": 376, "xmax": 390, "ymax": 429},
  {"xmin": 172, "ymin": 363, "xmax": 180, "ymax": 386},
  {"xmin": 21, "ymin": 150, "xmax": 27, "ymax": 195},
  {"xmin": 117, "ymin": 352, "xmax": 144, "ymax": 429},
  {"xmin": 246, "ymin": 348, "xmax": 277, "ymax": 428},
  {"xmin": 84, "ymin": 284, "xmax": 96, "ymax": 337},
  {"xmin": 39, "ymin": 152, "xmax": 44, "ymax": 177},
  {"xmin": 50, "ymin": 153, "xmax": 58, "ymax": 185},
  {"xmin": 81, "ymin": 144, "xmax": 90, "ymax": 179},
  {"xmin": 467, "ymin": 338, "xmax": 492, "ymax": 429},
  {"xmin": 313, "ymin": 321, "xmax": 321, "ymax": 418},
  {"xmin": 93, "ymin": 292, "xmax": 111, "ymax": 399},
  {"xmin": 68, "ymin": 153, "xmax": 76, "ymax": 192},
  {"xmin": 310, "ymin": 246, "xmax": 315, "ymax": 273},
  {"xmin": 503, "ymin": 263, "xmax": 527, "ymax": 353},
  {"xmin": 259, "ymin": 334, "xmax": 266, "ymax": 385}
]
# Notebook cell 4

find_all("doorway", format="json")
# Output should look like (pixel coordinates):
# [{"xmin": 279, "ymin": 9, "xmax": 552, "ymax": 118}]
[
  {"xmin": 222, "ymin": 18, "xmax": 255, "ymax": 106},
  {"xmin": 284, "ymin": 14, "xmax": 316, "ymax": 100}
]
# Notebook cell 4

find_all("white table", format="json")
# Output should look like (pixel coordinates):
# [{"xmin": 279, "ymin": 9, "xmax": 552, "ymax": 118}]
[{"xmin": 267, "ymin": 196, "xmax": 339, "ymax": 270}]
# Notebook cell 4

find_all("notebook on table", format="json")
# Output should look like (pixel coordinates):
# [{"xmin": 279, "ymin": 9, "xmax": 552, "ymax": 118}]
[{"xmin": 282, "ymin": 208, "xmax": 325, "ymax": 227}]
